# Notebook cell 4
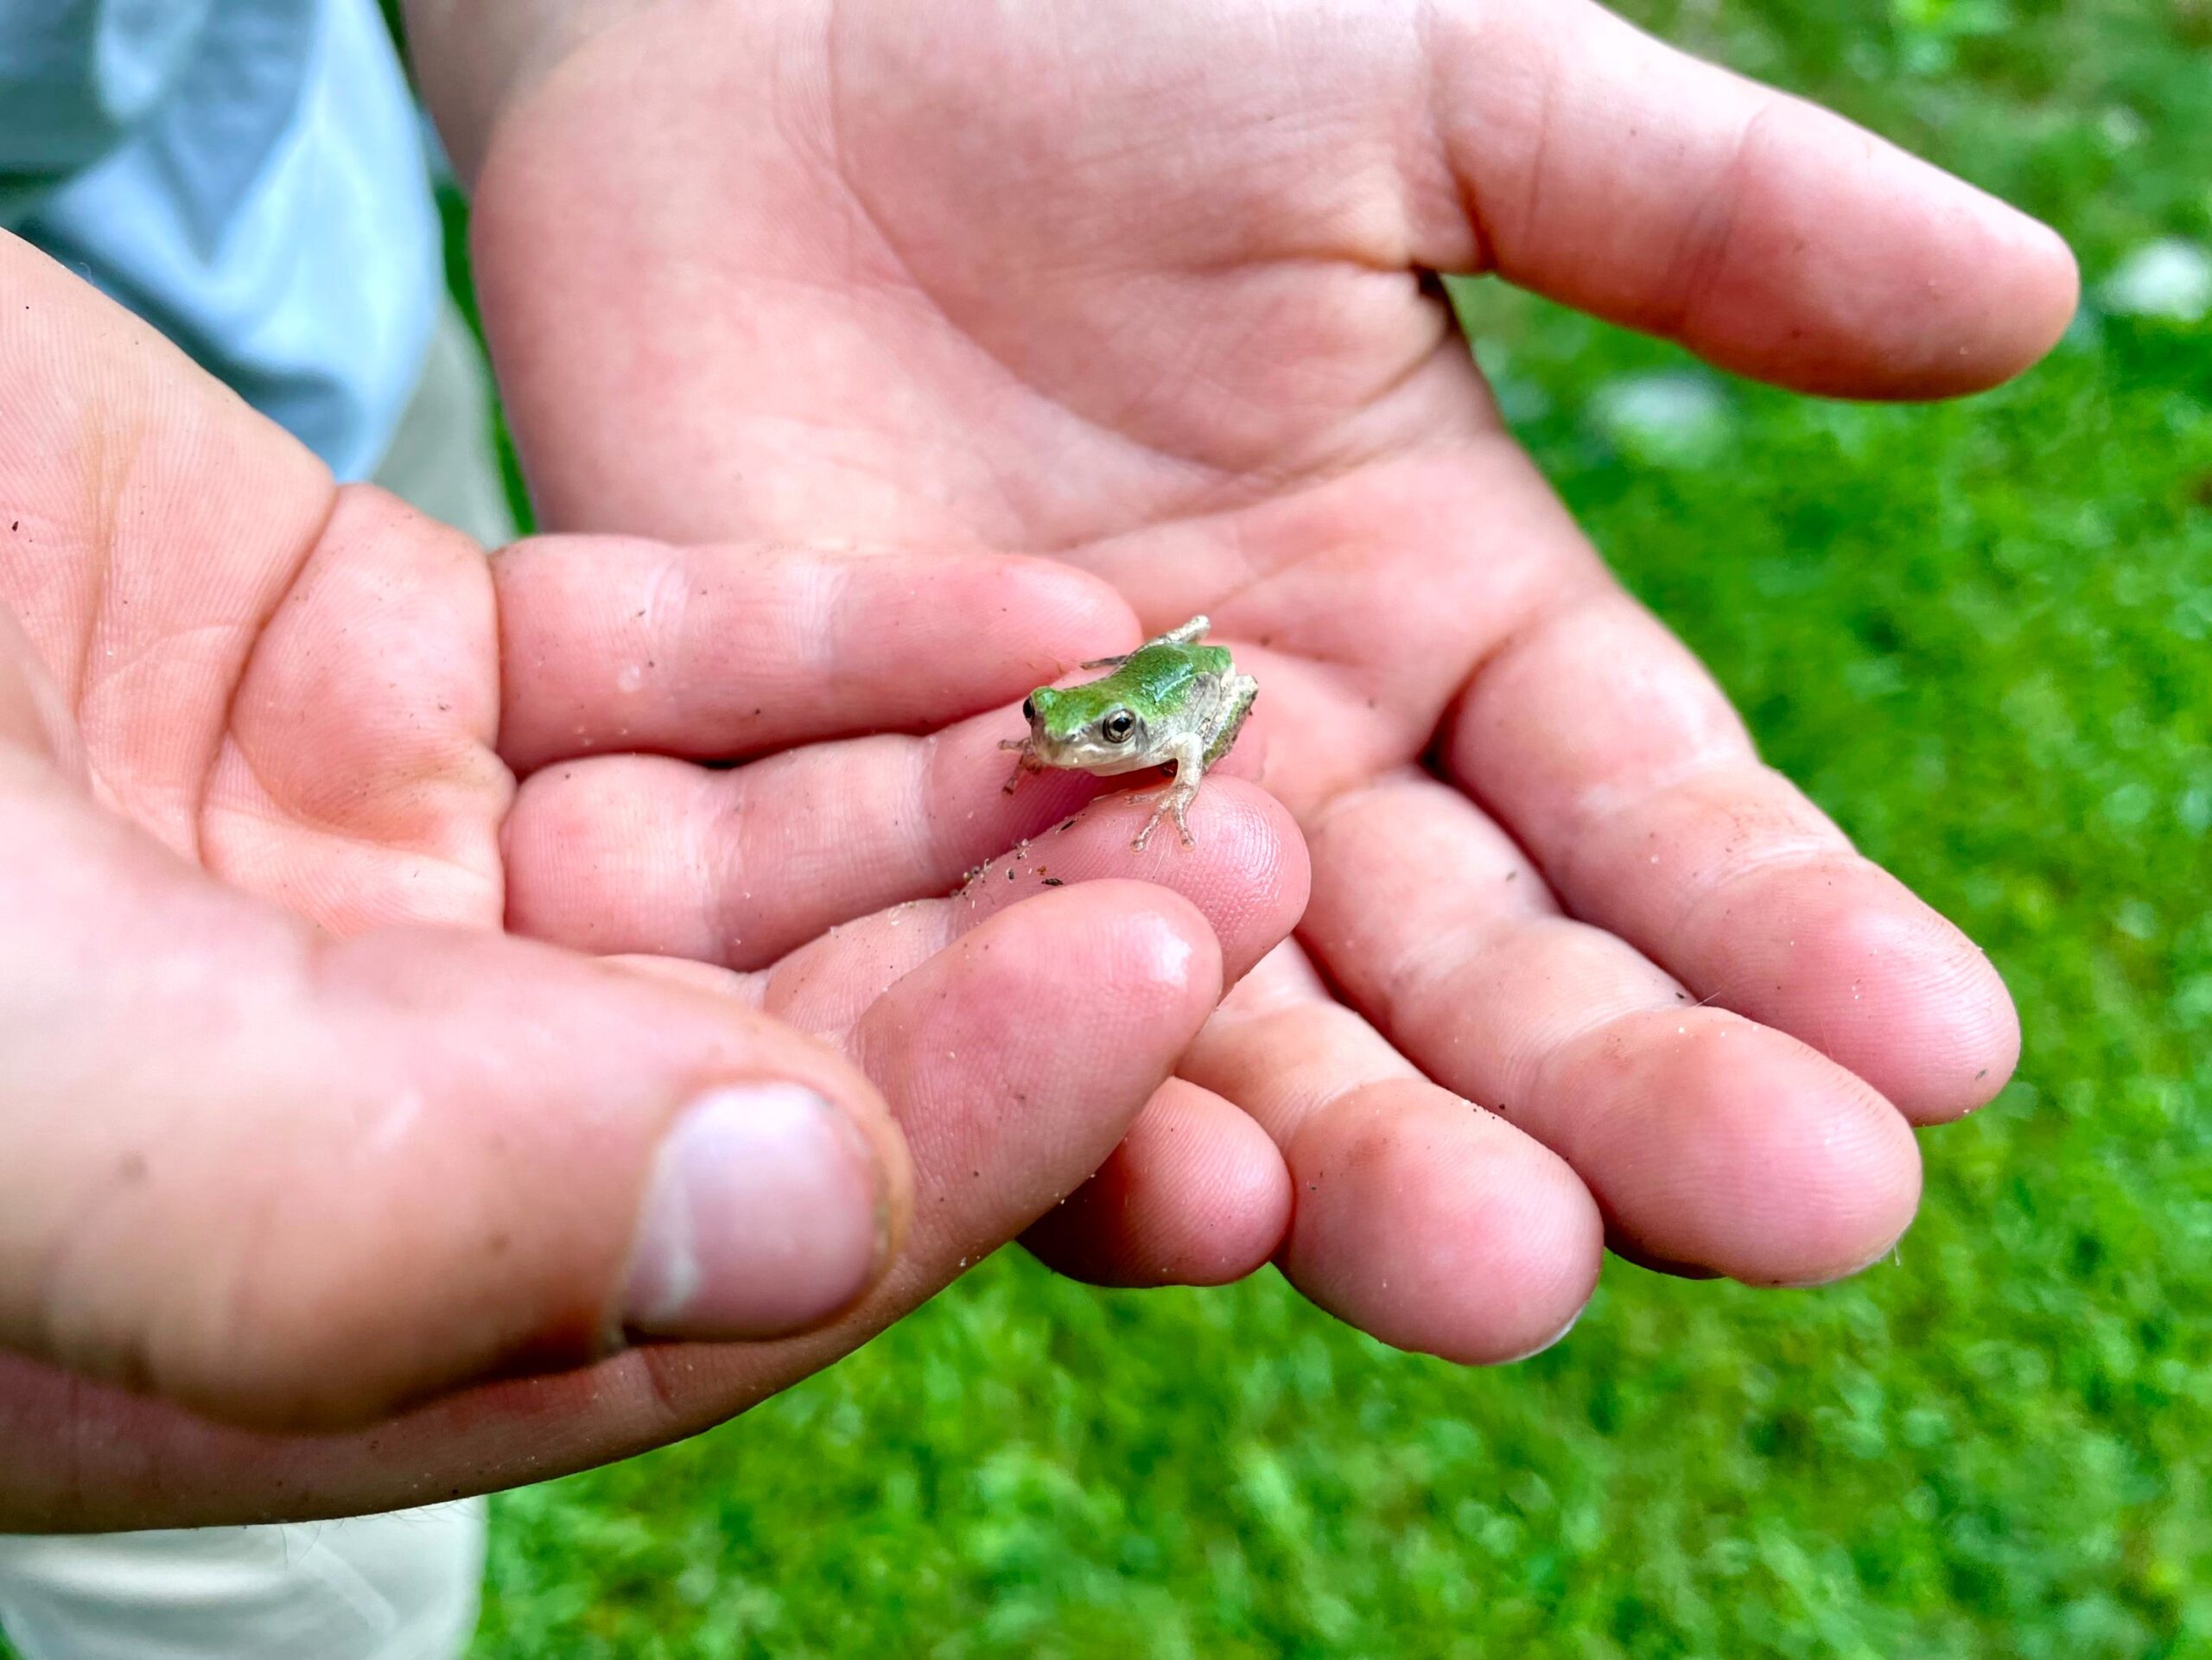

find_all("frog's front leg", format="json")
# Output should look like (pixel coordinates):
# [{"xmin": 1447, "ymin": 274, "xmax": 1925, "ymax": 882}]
[
  {"xmin": 999, "ymin": 736, "xmax": 1042, "ymax": 794},
  {"xmin": 1131, "ymin": 739, "xmax": 1208, "ymax": 852}
]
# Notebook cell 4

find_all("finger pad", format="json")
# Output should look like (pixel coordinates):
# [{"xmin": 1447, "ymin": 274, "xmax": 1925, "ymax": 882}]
[
  {"xmin": 1283, "ymin": 1080, "xmax": 1604, "ymax": 1364},
  {"xmin": 1555, "ymin": 1009, "xmax": 1923, "ymax": 1286},
  {"xmin": 1691, "ymin": 861, "xmax": 2022, "ymax": 1123},
  {"xmin": 1022, "ymin": 1080, "xmax": 1291, "ymax": 1288},
  {"xmin": 505, "ymin": 757, "xmax": 725, "ymax": 958},
  {"xmin": 855, "ymin": 885, "xmax": 1224, "ymax": 1201},
  {"xmin": 959, "ymin": 780, "xmax": 1310, "ymax": 985}
]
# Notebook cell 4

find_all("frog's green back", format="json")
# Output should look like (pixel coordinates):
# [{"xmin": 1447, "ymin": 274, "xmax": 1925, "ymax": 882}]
[{"xmin": 1120, "ymin": 641, "xmax": 1231, "ymax": 711}]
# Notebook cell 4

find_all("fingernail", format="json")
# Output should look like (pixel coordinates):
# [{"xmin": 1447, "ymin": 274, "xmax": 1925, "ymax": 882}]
[
  {"xmin": 621, "ymin": 1083, "xmax": 887, "ymax": 1341},
  {"xmin": 1497, "ymin": 1306, "xmax": 1584, "ymax": 1365}
]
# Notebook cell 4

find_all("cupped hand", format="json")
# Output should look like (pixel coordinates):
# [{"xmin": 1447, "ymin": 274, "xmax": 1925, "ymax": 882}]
[
  {"xmin": 440, "ymin": 0, "xmax": 2077, "ymax": 1362},
  {"xmin": 0, "ymin": 232, "xmax": 1304, "ymax": 1529}
]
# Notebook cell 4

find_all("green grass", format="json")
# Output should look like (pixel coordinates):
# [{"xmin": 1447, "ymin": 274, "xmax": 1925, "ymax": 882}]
[{"xmin": 463, "ymin": 3, "xmax": 2210, "ymax": 1655}]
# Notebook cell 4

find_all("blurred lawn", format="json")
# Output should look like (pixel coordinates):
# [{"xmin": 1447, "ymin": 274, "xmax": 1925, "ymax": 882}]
[{"xmin": 433, "ymin": 1, "xmax": 2212, "ymax": 1654}]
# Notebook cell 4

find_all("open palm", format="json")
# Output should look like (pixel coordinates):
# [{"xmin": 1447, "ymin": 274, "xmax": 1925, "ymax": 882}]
[
  {"xmin": 453, "ymin": 0, "xmax": 2076, "ymax": 1362},
  {"xmin": 0, "ymin": 234, "xmax": 1305, "ymax": 1527}
]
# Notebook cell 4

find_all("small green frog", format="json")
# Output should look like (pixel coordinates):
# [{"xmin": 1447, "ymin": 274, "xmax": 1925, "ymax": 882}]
[{"xmin": 1001, "ymin": 615, "xmax": 1258, "ymax": 850}]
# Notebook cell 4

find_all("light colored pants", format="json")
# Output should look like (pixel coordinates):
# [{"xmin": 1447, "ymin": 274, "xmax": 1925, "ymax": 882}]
[
  {"xmin": 0, "ymin": 1503, "xmax": 489, "ymax": 1660},
  {"xmin": 0, "ymin": 298, "xmax": 516, "ymax": 1660}
]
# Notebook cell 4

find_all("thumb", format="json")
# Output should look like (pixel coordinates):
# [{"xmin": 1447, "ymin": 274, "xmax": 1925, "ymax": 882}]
[
  {"xmin": 0, "ymin": 750, "xmax": 909, "ymax": 1433},
  {"xmin": 1410, "ymin": 0, "xmax": 2077, "ymax": 396}
]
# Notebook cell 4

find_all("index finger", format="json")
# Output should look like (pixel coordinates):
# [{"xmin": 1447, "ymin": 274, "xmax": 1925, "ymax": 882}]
[{"xmin": 493, "ymin": 537, "xmax": 1137, "ymax": 770}]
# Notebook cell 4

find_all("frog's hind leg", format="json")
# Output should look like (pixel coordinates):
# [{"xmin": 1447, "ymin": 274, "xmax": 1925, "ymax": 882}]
[
  {"xmin": 1204, "ymin": 672, "xmax": 1259, "ymax": 768},
  {"xmin": 1148, "ymin": 614, "xmax": 1211, "ymax": 649},
  {"xmin": 1129, "ymin": 672, "xmax": 1252, "ymax": 850},
  {"xmin": 1081, "ymin": 614, "xmax": 1211, "ymax": 669}
]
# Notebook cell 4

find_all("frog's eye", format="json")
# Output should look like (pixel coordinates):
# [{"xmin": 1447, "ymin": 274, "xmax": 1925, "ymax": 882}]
[
  {"xmin": 1099, "ymin": 709, "xmax": 1137, "ymax": 743},
  {"xmin": 1021, "ymin": 696, "xmax": 1037, "ymax": 722}
]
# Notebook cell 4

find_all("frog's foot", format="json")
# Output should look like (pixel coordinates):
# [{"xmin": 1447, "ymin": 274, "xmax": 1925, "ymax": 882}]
[{"xmin": 1128, "ymin": 783, "xmax": 1198, "ymax": 852}]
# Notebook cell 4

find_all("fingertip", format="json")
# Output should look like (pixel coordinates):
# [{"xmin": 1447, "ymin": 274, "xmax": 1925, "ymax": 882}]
[
  {"xmin": 1073, "ymin": 878, "xmax": 1228, "ymax": 1011},
  {"xmin": 1885, "ymin": 190, "xmax": 2081, "ymax": 398},
  {"xmin": 1281, "ymin": 1079, "xmax": 1605, "ymax": 1366},
  {"xmin": 897, "ymin": 877, "xmax": 1227, "ymax": 1060},
  {"xmin": 965, "ymin": 780, "xmax": 1307, "ymax": 986},
  {"xmin": 1696, "ymin": 102, "xmax": 2082, "ymax": 398},
  {"xmin": 849, "ymin": 882, "xmax": 1234, "ymax": 1276},
  {"xmin": 1987, "ymin": 210, "xmax": 2082, "ymax": 378},
  {"xmin": 1697, "ymin": 860, "xmax": 2023, "ymax": 1125},
  {"xmin": 1022, "ymin": 1079, "xmax": 1292, "ymax": 1288},
  {"xmin": 1162, "ymin": 779, "xmax": 1313, "ymax": 985},
  {"xmin": 986, "ymin": 551, "xmax": 1147, "ymax": 669},
  {"xmin": 1836, "ymin": 894, "xmax": 2023, "ymax": 1124},
  {"xmin": 1562, "ymin": 1009, "xmax": 1923, "ymax": 1287}
]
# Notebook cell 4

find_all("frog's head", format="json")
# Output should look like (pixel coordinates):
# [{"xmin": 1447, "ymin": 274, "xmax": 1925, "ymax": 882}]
[{"xmin": 1021, "ymin": 684, "xmax": 1150, "ymax": 773}]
